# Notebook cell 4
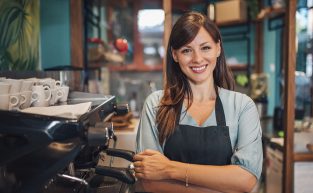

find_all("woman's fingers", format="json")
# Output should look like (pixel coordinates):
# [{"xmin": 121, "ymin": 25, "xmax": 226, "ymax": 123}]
[
  {"xmin": 134, "ymin": 166, "xmax": 143, "ymax": 173},
  {"xmin": 133, "ymin": 149, "xmax": 172, "ymax": 180},
  {"xmin": 133, "ymin": 161, "xmax": 142, "ymax": 167},
  {"xmin": 137, "ymin": 149, "xmax": 159, "ymax": 156},
  {"xmin": 133, "ymin": 154, "xmax": 143, "ymax": 161},
  {"xmin": 141, "ymin": 149, "xmax": 159, "ymax": 155},
  {"xmin": 135, "ymin": 172, "xmax": 144, "ymax": 179},
  {"xmin": 133, "ymin": 149, "xmax": 159, "ymax": 161}
]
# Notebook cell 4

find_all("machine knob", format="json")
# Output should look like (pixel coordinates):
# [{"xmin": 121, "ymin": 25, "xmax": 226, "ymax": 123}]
[
  {"xmin": 87, "ymin": 122, "xmax": 113, "ymax": 146},
  {"xmin": 114, "ymin": 103, "xmax": 129, "ymax": 116}
]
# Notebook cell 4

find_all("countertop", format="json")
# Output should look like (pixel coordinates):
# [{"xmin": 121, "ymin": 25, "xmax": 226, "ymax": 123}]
[{"xmin": 261, "ymin": 117, "xmax": 313, "ymax": 161}]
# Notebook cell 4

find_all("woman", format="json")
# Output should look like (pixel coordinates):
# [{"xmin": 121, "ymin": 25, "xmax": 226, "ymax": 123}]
[{"xmin": 134, "ymin": 11, "xmax": 263, "ymax": 193}]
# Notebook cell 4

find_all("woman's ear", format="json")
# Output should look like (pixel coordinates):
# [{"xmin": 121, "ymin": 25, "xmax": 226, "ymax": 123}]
[
  {"xmin": 217, "ymin": 40, "xmax": 221, "ymax": 57},
  {"xmin": 171, "ymin": 48, "xmax": 178, "ymax": 62}
]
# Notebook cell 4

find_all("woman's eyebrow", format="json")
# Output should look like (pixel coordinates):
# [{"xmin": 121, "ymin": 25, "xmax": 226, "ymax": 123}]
[{"xmin": 200, "ymin": 42, "xmax": 210, "ymax": 46}]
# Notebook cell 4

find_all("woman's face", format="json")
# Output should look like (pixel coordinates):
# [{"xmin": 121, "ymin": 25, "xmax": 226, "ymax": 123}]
[{"xmin": 172, "ymin": 27, "xmax": 221, "ymax": 85}]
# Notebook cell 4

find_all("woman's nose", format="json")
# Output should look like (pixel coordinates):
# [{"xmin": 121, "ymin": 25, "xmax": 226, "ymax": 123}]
[{"xmin": 192, "ymin": 51, "xmax": 203, "ymax": 63}]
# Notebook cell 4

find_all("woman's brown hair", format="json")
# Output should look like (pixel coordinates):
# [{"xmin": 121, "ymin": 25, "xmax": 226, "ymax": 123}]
[{"xmin": 156, "ymin": 11, "xmax": 234, "ymax": 144}]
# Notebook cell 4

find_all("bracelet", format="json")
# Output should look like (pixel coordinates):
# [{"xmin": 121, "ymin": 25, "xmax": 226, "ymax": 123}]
[{"xmin": 185, "ymin": 163, "xmax": 189, "ymax": 187}]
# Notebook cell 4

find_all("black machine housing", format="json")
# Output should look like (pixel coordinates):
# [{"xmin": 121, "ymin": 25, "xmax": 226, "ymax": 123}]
[{"xmin": 0, "ymin": 92, "xmax": 135, "ymax": 193}]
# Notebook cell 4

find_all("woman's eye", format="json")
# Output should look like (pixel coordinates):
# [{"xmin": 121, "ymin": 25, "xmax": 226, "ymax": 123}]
[
  {"xmin": 202, "ymin": 46, "xmax": 211, "ymax": 50},
  {"xmin": 181, "ymin": 49, "xmax": 192, "ymax": 54}
]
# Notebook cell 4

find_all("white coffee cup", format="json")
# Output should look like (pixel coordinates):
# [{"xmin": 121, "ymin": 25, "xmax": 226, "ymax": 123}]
[
  {"xmin": 19, "ymin": 91, "xmax": 33, "ymax": 109},
  {"xmin": 20, "ymin": 80, "xmax": 35, "ymax": 92},
  {"xmin": 38, "ymin": 78, "xmax": 61, "ymax": 90},
  {"xmin": 0, "ymin": 94, "xmax": 19, "ymax": 111},
  {"xmin": 49, "ymin": 88, "xmax": 63, "ymax": 105},
  {"xmin": 31, "ymin": 85, "xmax": 52, "ymax": 107},
  {"xmin": 59, "ymin": 86, "xmax": 69, "ymax": 102},
  {"xmin": 0, "ymin": 82, "xmax": 11, "ymax": 95},
  {"xmin": 2, "ymin": 79, "xmax": 22, "ymax": 94}
]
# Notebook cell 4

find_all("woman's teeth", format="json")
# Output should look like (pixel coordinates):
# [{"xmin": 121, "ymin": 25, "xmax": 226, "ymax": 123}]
[{"xmin": 191, "ymin": 65, "xmax": 206, "ymax": 72}]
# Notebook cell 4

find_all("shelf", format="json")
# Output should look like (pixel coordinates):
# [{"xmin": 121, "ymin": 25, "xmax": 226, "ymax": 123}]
[
  {"xmin": 216, "ymin": 19, "xmax": 247, "ymax": 27},
  {"xmin": 108, "ymin": 64, "xmax": 163, "ymax": 72},
  {"xmin": 228, "ymin": 64, "xmax": 248, "ymax": 71},
  {"xmin": 256, "ymin": 7, "xmax": 285, "ymax": 21},
  {"xmin": 216, "ymin": 7, "xmax": 286, "ymax": 27},
  {"xmin": 294, "ymin": 153, "xmax": 313, "ymax": 162},
  {"xmin": 86, "ymin": 62, "xmax": 163, "ymax": 72}
]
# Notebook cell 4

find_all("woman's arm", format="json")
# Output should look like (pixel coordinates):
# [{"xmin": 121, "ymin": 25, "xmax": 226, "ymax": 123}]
[
  {"xmin": 136, "ymin": 179, "xmax": 224, "ymax": 193},
  {"xmin": 134, "ymin": 150, "xmax": 256, "ymax": 193}
]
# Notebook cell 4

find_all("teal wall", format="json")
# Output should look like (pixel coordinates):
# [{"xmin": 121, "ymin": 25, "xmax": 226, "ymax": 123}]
[
  {"xmin": 220, "ymin": 20, "xmax": 282, "ymax": 116},
  {"xmin": 40, "ymin": 0, "xmax": 71, "ymax": 69},
  {"xmin": 261, "ymin": 0, "xmax": 284, "ymax": 116},
  {"xmin": 263, "ymin": 19, "xmax": 280, "ymax": 116},
  {"xmin": 222, "ymin": 25, "xmax": 255, "ymax": 65}
]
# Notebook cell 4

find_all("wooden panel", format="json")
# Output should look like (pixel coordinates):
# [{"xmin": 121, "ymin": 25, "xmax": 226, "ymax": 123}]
[
  {"xmin": 283, "ymin": 1, "xmax": 296, "ymax": 193},
  {"xmin": 133, "ymin": 1, "xmax": 144, "ymax": 69},
  {"xmin": 70, "ymin": 0, "xmax": 84, "ymax": 68},
  {"xmin": 254, "ymin": 0, "xmax": 264, "ymax": 73},
  {"xmin": 163, "ymin": 0, "xmax": 171, "ymax": 83},
  {"xmin": 294, "ymin": 153, "xmax": 313, "ymax": 162},
  {"xmin": 229, "ymin": 64, "xmax": 248, "ymax": 71}
]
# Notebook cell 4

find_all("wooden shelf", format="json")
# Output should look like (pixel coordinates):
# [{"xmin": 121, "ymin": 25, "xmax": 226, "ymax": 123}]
[
  {"xmin": 228, "ymin": 64, "xmax": 248, "ymax": 71},
  {"xmin": 87, "ymin": 62, "xmax": 163, "ymax": 72},
  {"xmin": 108, "ymin": 64, "xmax": 163, "ymax": 72},
  {"xmin": 216, "ymin": 7, "xmax": 286, "ymax": 27},
  {"xmin": 256, "ymin": 7, "xmax": 285, "ymax": 21},
  {"xmin": 294, "ymin": 153, "xmax": 313, "ymax": 162},
  {"xmin": 216, "ymin": 19, "xmax": 247, "ymax": 27}
]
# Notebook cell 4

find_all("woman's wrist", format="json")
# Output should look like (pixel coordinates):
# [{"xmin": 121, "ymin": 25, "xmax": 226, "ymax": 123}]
[
  {"xmin": 185, "ymin": 163, "xmax": 190, "ymax": 187},
  {"xmin": 167, "ymin": 161, "xmax": 187, "ymax": 182}
]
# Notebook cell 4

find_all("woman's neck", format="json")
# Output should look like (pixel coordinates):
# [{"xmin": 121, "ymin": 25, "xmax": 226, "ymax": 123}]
[{"xmin": 188, "ymin": 80, "xmax": 217, "ymax": 103}]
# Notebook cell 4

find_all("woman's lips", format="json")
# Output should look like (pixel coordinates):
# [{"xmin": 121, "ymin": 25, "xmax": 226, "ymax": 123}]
[{"xmin": 190, "ymin": 65, "xmax": 208, "ymax": 73}]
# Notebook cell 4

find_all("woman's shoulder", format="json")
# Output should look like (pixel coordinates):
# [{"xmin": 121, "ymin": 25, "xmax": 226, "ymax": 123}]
[
  {"xmin": 219, "ymin": 87, "xmax": 254, "ymax": 108},
  {"xmin": 144, "ymin": 90, "xmax": 164, "ymax": 107}
]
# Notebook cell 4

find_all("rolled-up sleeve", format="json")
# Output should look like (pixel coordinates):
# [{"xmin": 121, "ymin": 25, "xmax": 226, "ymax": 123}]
[
  {"xmin": 231, "ymin": 97, "xmax": 263, "ymax": 180},
  {"xmin": 136, "ymin": 91, "xmax": 163, "ymax": 153}
]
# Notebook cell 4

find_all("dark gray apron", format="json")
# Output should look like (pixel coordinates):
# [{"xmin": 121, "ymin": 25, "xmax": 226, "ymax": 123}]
[{"xmin": 164, "ymin": 96, "xmax": 232, "ymax": 165}]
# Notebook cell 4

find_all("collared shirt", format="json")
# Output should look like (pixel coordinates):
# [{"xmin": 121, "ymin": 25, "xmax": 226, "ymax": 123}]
[{"xmin": 136, "ymin": 87, "xmax": 263, "ymax": 180}]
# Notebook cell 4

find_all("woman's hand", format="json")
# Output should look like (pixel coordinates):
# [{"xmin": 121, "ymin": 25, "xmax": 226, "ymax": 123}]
[{"xmin": 133, "ymin": 149, "xmax": 173, "ymax": 180}]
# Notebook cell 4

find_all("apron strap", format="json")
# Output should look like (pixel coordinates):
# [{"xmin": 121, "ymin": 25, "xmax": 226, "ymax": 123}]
[
  {"xmin": 176, "ymin": 101, "xmax": 183, "ymax": 126},
  {"xmin": 215, "ymin": 95, "xmax": 226, "ymax": 126}
]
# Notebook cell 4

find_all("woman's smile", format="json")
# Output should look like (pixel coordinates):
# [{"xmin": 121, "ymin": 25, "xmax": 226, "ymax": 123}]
[{"xmin": 190, "ymin": 64, "xmax": 208, "ymax": 73}]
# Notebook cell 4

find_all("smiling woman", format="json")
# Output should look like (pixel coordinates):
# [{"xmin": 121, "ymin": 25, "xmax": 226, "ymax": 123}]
[{"xmin": 135, "ymin": 11, "xmax": 263, "ymax": 193}]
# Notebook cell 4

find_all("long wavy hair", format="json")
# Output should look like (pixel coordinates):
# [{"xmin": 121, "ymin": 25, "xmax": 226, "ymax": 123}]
[{"xmin": 156, "ymin": 11, "xmax": 234, "ymax": 144}]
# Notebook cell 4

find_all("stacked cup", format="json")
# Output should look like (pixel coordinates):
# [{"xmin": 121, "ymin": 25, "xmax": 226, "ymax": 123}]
[
  {"xmin": 0, "ymin": 81, "xmax": 19, "ymax": 110},
  {"xmin": 0, "ymin": 79, "xmax": 38, "ymax": 110},
  {"xmin": 0, "ymin": 77, "xmax": 70, "ymax": 111},
  {"xmin": 36, "ymin": 78, "xmax": 69, "ymax": 106}
]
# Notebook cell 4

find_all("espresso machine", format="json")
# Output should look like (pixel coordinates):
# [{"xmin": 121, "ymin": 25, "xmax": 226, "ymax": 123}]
[{"xmin": 0, "ymin": 92, "xmax": 135, "ymax": 193}]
